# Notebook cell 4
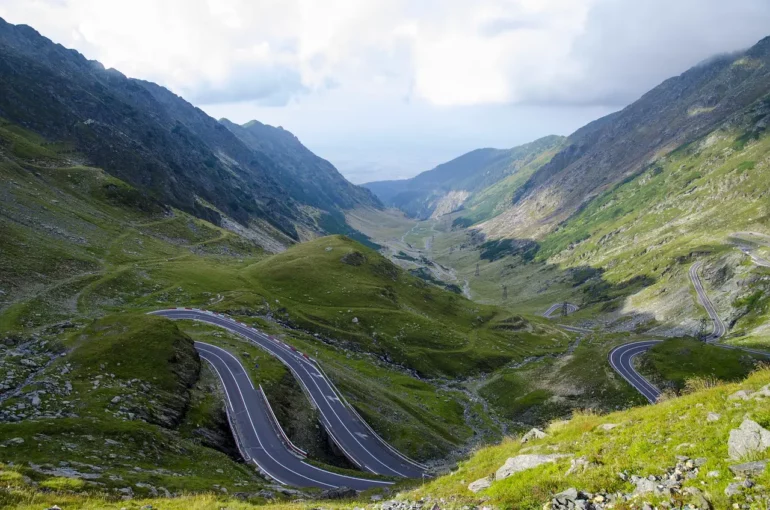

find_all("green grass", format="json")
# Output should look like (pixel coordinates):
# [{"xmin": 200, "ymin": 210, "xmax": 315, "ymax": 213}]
[
  {"xmin": 4, "ymin": 368, "xmax": 769, "ymax": 509},
  {"xmin": 0, "ymin": 314, "xmax": 267, "ymax": 495},
  {"xmin": 640, "ymin": 338, "xmax": 765, "ymax": 391},
  {"xmin": 409, "ymin": 367, "xmax": 770, "ymax": 509},
  {"xmin": 0, "ymin": 118, "xmax": 570, "ymax": 465}
]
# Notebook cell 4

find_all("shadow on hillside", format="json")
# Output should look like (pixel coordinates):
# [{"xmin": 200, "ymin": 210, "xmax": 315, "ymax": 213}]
[{"xmin": 459, "ymin": 233, "xmax": 659, "ymax": 316}]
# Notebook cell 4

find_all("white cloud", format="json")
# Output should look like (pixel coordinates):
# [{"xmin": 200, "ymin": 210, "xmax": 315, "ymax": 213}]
[{"xmin": 2, "ymin": 0, "xmax": 770, "ymax": 181}]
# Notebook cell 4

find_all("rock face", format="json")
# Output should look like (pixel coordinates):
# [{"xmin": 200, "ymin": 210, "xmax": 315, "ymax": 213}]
[
  {"xmin": 728, "ymin": 419, "xmax": 770, "ymax": 460},
  {"xmin": 496, "ymin": 454, "xmax": 570, "ymax": 481},
  {"xmin": 467, "ymin": 477, "xmax": 493, "ymax": 493},
  {"xmin": 0, "ymin": 17, "xmax": 380, "ymax": 244},
  {"xmin": 480, "ymin": 34, "xmax": 770, "ymax": 239}
]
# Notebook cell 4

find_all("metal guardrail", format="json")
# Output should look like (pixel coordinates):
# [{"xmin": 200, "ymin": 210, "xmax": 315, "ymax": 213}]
[
  {"xmin": 258, "ymin": 384, "xmax": 308, "ymax": 458},
  {"xmin": 311, "ymin": 360, "xmax": 430, "ymax": 471}
]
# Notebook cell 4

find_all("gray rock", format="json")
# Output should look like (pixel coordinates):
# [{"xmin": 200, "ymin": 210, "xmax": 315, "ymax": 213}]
[
  {"xmin": 728, "ymin": 419, "xmax": 770, "ymax": 460},
  {"xmin": 520, "ymin": 428, "xmax": 547, "ymax": 443},
  {"xmin": 707, "ymin": 470, "xmax": 720, "ymax": 478},
  {"xmin": 565, "ymin": 456, "xmax": 592, "ymax": 476},
  {"xmin": 468, "ymin": 477, "xmax": 492, "ymax": 493},
  {"xmin": 598, "ymin": 423, "xmax": 620, "ymax": 431},
  {"xmin": 553, "ymin": 487, "xmax": 578, "ymax": 501},
  {"xmin": 750, "ymin": 384, "xmax": 770, "ymax": 399},
  {"xmin": 111, "ymin": 396, "xmax": 122, "ymax": 404},
  {"xmin": 632, "ymin": 477, "xmax": 656, "ymax": 495},
  {"xmin": 728, "ymin": 390, "xmax": 752, "ymax": 401},
  {"xmin": 729, "ymin": 460, "xmax": 768, "ymax": 477},
  {"xmin": 706, "ymin": 412, "xmax": 721, "ymax": 422},
  {"xmin": 725, "ymin": 482, "xmax": 743, "ymax": 497},
  {"xmin": 496, "ymin": 454, "xmax": 570, "ymax": 480},
  {"xmin": 684, "ymin": 487, "xmax": 711, "ymax": 509}
]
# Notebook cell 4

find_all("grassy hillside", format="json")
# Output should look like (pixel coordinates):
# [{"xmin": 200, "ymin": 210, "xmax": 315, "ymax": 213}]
[
  {"xmin": 4, "ymin": 367, "xmax": 769, "ymax": 509},
  {"xmin": 0, "ymin": 118, "xmax": 581, "ymax": 467},
  {"xmin": 481, "ymin": 37, "xmax": 770, "ymax": 240}
]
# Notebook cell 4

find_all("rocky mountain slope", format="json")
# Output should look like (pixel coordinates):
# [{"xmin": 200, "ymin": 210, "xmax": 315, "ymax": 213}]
[
  {"xmin": 480, "ymin": 35, "xmax": 770, "ymax": 239},
  {"xmin": 221, "ymin": 118, "xmax": 380, "ymax": 212},
  {"xmin": 0, "ymin": 17, "xmax": 376, "ymax": 246},
  {"xmin": 364, "ymin": 136, "xmax": 564, "ymax": 220}
]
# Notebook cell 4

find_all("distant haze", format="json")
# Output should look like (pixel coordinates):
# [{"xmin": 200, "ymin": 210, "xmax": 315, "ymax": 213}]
[{"xmin": 3, "ymin": 0, "xmax": 770, "ymax": 182}]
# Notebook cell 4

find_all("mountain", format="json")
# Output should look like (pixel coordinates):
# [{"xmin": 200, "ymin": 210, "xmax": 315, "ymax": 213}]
[
  {"xmin": 363, "ymin": 135, "xmax": 565, "ymax": 220},
  {"xmin": 0, "ymin": 17, "xmax": 376, "ymax": 246},
  {"xmin": 480, "ymin": 36, "xmax": 770, "ymax": 239},
  {"xmin": 220, "ymin": 119, "xmax": 380, "ymax": 212}
]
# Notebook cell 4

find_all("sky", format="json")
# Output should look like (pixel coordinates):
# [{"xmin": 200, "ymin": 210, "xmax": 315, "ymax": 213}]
[{"xmin": 2, "ymin": 1, "xmax": 770, "ymax": 183}]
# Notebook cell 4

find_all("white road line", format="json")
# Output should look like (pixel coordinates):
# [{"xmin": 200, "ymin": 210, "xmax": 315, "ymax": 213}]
[
  {"xmin": 197, "ymin": 351, "xmax": 289, "ymax": 486},
  {"xmin": 197, "ymin": 345, "xmax": 339, "ymax": 489},
  {"xmin": 153, "ymin": 309, "xmax": 424, "ymax": 478},
  {"xmin": 300, "ymin": 363, "xmax": 409, "ymax": 478}
]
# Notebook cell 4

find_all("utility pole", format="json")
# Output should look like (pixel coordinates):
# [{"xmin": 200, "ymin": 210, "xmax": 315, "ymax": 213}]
[{"xmin": 475, "ymin": 263, "xmax": 480, "ymax": 277}]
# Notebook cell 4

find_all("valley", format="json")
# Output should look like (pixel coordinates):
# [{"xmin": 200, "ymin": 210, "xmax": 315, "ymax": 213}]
[{"xmin": 2, "ymin": 13, "xmax": 770, "ymax": 510}]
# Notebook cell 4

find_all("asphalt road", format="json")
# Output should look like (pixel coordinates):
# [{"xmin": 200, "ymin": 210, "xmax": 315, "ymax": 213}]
[
  {"xmin": 150, "ymin": 308, "xmax": 426, "ymax": 486},
  {"xmin": 608, "ymin": 341, "xmax": 662, "ymax": 403},
  {"xmin": 542, "ymin": 302, "xmax": 579, "ymax": 318},
  {"xmin": 194, "ymin": 341, "xmax": 392, "ymax": 489},
  {"xmin": 689, "ymin": 261, "xmax": 727, "ymax": 341},
  {"xmin": 606, "ymin": 262, "xmax": 770, "ymax": 403}
]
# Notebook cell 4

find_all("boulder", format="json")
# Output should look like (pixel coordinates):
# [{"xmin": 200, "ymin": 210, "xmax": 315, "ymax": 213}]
[
  {"xmin": 729, "ymin": 460, "xmax": 768, "ymax": 477},
  {"xmin": 728, "ymin": 419, "xmax": 770, "ymax": 460},
  {"xmin": 706, "ymin": 412, "xmax": 721, "ymax": 422},
  {"xmin": 520, "ymin": 428, "xmax": 547, "ymax": 443},
  {"xmin": 728, "ymin": 390, "xmax": 751, "ymax": 401},
  {"xmin": 495, "ymin": 454, "xmax": 570, "ymax": 481},
  {"xmin": 468, "ymin": 477, "xmax": 492, "ymax": 493},
  {"xmin": 598, "ymin": 423, "xmax": 619, "ymax": 431}
]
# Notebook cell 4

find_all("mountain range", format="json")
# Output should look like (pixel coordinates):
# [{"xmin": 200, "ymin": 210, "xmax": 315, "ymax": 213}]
[
  {"xmin": 2, "ymin": 13, "xmax": 770, "ymax": 510},
  {"xmin": 0, "ymin": 17, "xmax": 379, "ymax": 248},
  {"xmin": 367, "ymin": 36, "xmax": 770, "ymax": 241}
]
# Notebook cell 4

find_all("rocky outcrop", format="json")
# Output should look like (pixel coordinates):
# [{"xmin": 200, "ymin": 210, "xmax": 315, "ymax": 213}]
[
  {"xmin": 728, "ymin": 419, "xmax": 770, "ymax": 460},
  {"xmin": 467, "ymin": 477, "xmax": 493, "ymax": 493},
  {"xmin": 496, "ymin": 454, "xmax": 570, "ymax": 481},
  {"xmin": 520, "ymin": 427, "xmax": 547, "ymax": 443}
]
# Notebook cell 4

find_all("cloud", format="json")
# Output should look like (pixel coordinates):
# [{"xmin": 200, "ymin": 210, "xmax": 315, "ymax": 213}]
[
  {"xmin": 187, "ymin": 65, "xmax": 308, "ymax": 106},
  {"xmin": 2, "ymin": 0, "xmax": 770, "ymax": 182},
  {"xmin": 3, "ymin": 0, "xmax": 770, "ymax": 110}
]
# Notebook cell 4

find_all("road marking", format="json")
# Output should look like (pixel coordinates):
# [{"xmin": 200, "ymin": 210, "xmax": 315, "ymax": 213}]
[
  {"xmin": 197, "ymin": 345, "xmax": 339, "ymax": 489},
  {"xmin": 151, "ymin": 309, "xmax": 423, "ymax": 479},
  {"xmin": 300, "ymin": 363, "xmax": 409, "ymax": 478}
]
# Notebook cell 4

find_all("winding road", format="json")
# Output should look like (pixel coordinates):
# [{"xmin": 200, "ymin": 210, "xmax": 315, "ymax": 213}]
[
  {"xmin": 608, "ymin": 341, "xmax": 663, "ymax": 403},
  {"xmin": 689, "ymin": 261, "xmax": 727, "ymax": 342},
  {"xmin": 542, "ymin": 303, "xmax": 579, "ymax": 319},
  {"xmin": 607, "ymin": 261, "xmax": 770, "ymax": 402},
  {"xmin": 150, "ymin": 309, "xmax": 426, "ymax": 488}
]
